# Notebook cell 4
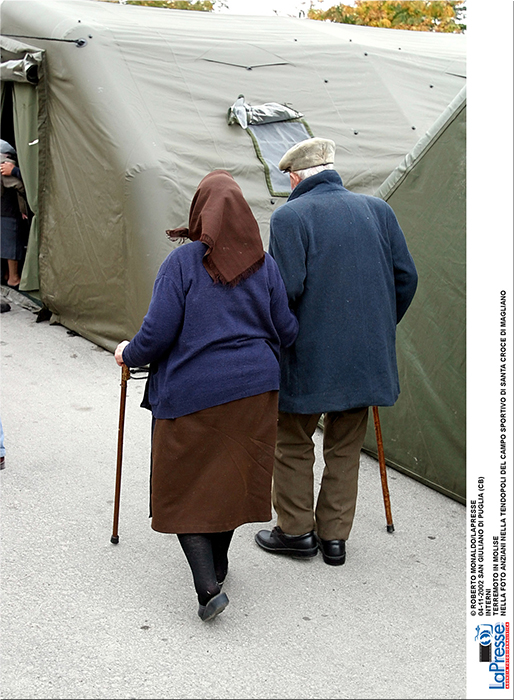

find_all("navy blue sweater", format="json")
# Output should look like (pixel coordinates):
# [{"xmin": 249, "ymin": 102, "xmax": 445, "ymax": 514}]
[{"xmin": 122, "ymin": 241, "xmax": 299, "ymax": 418}]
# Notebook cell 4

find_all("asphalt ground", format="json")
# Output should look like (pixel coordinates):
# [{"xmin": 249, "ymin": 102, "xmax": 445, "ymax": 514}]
[{"xmin": 0, "ymin": 286, "xmax": 466, "ymax": 700}]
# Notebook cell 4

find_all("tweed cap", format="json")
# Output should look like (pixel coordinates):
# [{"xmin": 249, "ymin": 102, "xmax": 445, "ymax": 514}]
[{"xmin": 278, "ymin": 137, "xmax": 336, "ymax": 172}]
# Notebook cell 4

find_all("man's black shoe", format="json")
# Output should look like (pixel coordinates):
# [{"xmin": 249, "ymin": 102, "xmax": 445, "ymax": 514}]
[
  {"xmin": 317, "ymin": 537, "xmax": 346, "ymax": 566},
  {"xmin": 255, "ymin": 526, "xmax": 318, "ymax": 558}
]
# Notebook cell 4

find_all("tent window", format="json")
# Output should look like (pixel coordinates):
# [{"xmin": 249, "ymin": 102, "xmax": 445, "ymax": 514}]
[
  {"xmin": 247, "ymin": 121, "xmax": 313, "ymax": 196},
  {"xmin": 228, "ymin": 95, "xmax": 314, "ymax": 197}
]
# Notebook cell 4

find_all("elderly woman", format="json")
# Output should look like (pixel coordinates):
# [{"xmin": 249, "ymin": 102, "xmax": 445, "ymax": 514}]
[{"xmin": 115, "ymin": 170, "xmax": 298, "ymax": 622}]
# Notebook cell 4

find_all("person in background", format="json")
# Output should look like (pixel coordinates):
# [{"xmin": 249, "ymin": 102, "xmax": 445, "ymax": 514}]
[
  {"xmin": 0, "ymin": 139, "xmax": 28, "ymax": 289},
  {"xmin": 0, "ymin": 417, "xmax": 6, "ymax": 470},
  {"xmin": 255, "ymin": 137, "xmax": 418, "ymax": 566},
  {"xmin": 115, "ymin": 170, "xmax": 298, "ymax": 621}
]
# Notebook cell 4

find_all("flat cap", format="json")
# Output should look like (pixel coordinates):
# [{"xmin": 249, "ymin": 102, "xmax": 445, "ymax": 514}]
[{"xmin": 278, "ymin": 137, "xmax": 336, "ymax": 172}]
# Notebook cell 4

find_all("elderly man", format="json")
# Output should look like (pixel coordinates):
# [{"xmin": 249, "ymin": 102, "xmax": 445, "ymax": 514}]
[{"xmin": 255, "ymin": 137, "xmax": 418, "ymax": 565}]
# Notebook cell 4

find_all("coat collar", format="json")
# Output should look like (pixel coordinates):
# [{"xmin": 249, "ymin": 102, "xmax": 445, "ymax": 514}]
[{"xmin": 287, "ymin": 169, "xmax": 344, "ymax": 202}]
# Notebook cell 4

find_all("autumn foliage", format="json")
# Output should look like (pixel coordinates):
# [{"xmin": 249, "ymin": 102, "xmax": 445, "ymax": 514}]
[{"xmin": 307, "ymin": 1, "xmax": 466, "ymax": 32}]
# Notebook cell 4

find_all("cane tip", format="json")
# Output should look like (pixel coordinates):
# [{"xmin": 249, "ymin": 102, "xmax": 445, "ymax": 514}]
[
  {"xmin": 386, "ymin": 524, "xmax": 395, "ymax": 533},
  {"xmin": 110, "ymin": 535, "xmax": 120, "ymax": 544}
]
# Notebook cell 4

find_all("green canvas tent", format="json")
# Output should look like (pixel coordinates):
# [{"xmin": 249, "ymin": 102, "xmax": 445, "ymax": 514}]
[
  {"xmin": 362, "ymin": 87, "xmax": 466, "ymax": 502},
  {"xmin": 0, "ymin": 0, "xmax": 466, "ymax": 500}
]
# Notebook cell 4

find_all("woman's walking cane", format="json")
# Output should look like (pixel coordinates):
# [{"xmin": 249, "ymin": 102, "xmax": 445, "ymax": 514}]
[
  {"xmin": 111, "ymin": 364, "xmax": 131, "ymax": 544},
  {"xmin": 372, "ymin": 406, "xmax": 395, "ymax": 533}
]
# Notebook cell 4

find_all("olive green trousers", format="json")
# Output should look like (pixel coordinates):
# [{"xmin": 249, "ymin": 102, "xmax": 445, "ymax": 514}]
[{"xmin": 272, "ymin": 408, "xmax": 369, "ymax": 541}]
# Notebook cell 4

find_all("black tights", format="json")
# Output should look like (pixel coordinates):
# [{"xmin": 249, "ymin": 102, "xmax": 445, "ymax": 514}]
[{"xmin": 177, "ymin": 530, "xmax": 234, "ymax": 606}]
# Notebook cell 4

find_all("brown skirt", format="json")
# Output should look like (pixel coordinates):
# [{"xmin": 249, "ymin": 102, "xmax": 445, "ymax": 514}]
[{"xmin": 150, "ymin": 391, "xmax": 279, "ymax": 533}]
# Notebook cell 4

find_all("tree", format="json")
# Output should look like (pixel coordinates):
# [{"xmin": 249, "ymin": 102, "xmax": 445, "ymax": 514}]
[{"xmin": 307, "ymin": 1, "xmax": 466, "ymax": 32}]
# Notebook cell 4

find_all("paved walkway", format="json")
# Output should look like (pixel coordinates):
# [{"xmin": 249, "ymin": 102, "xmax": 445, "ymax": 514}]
[{"xmin": 0, "ymin": 287, "xmax": 466, "ymax": 699}]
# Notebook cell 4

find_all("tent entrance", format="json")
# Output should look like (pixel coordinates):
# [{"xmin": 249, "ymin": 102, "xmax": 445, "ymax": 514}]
[
  {"xmin": 1, "ymin": 82, "xmax": 31, "ymax": 291},
  {"xmin": 1, "ymin": 36, "xmax": 45, "ymax": 297}
]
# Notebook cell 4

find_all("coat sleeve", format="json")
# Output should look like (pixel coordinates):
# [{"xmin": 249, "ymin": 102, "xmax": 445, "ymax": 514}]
[
  {"xmin": 122, "ymin": 262, "xmax": 185, "ymax": 368},
  {"xmin": 269, "ymin": 205, "xmax": 307, "ymax": 307},
  {"xmin": 386, "ymin": 204, "xmax": 418, "ymax": 323},
  {"xmin": 1, "ymin": 160, "xmax": 25, "ymax": 193},
  {"xmin": 267, "ymin": 255, "xmax": 299, "ymax": 348}
]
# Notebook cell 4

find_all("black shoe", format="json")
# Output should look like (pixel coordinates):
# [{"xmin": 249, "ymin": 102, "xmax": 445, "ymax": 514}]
[
  {"xmin": 198, "ymin": 591, "xmax": 229, "ymax": 622},
  {"xmin": 255, "ymin": 526, "xmax": 318, "ymax": 558},
  {"xmin": 0, "ymin": 301, "xmax": 10, "ymax": 313},
  {"xmin": 317, "ymin": 536, "xmax": 346, "ymax": 566}
]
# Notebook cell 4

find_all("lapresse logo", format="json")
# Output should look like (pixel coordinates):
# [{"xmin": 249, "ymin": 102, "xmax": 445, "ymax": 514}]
[
  {"xmin": 475, "ymin": 623, "xmax": 510, "ymax": 690},
  {"xmin": 476, "ymin": 624, "xmax": 494, "ymax": 662}
]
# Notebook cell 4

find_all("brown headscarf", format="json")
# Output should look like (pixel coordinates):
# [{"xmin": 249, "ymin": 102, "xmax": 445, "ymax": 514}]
[{"xmin": 166, "ymin": 170, "xmax": 265, "ymax": 287}]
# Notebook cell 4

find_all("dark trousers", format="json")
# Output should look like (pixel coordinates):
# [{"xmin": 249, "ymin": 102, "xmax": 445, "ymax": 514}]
[{"xmin": 272, "ymin": 408, "xmax": 369, "ymax": 541}]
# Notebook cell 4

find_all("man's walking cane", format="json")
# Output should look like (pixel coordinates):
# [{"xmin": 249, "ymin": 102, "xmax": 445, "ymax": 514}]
[
  {"xmin": 111, "ymin": 364, "xmax": 131, "ymax": 544},
  {"xmin": 372, "ymin": 406, "xmax": 395, "ymax": 533}
]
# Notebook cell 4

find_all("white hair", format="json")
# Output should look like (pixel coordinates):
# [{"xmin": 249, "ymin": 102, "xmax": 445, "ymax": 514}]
[{"xmin": 294, "ymin": 163, "xmax": 334, "ymax": 180}]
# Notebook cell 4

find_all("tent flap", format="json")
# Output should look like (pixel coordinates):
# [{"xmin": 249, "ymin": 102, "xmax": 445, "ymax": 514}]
[
  {"xmin": 0, "ymin": 36, "xmax": 44, "ymax": 84},
  {"xmin": 227, "ymin": 95, "xmax": 304, "ymax": 128}
]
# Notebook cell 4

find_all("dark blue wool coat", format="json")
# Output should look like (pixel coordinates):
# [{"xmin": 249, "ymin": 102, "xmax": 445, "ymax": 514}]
[
  {"xmin": 269, "ymin": 170, "xmax": 418, "ymax": 414},
  {"xmin": 122, "ymin": 241, "xmax": 298, "ymax": 419}
]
